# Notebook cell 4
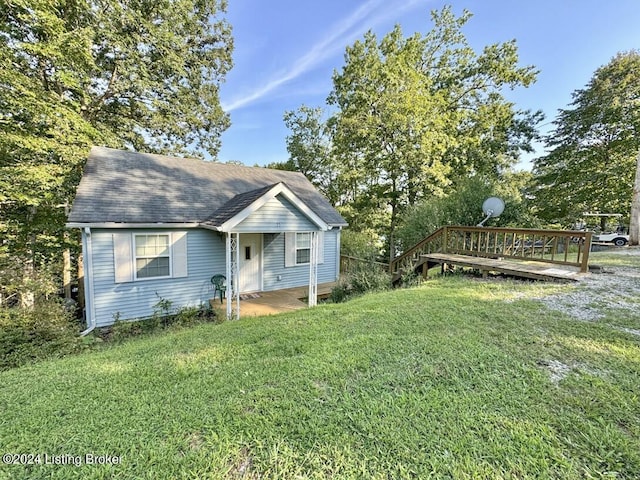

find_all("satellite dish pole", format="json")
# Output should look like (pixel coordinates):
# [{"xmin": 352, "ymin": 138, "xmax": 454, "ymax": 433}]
[{"xmin": 477, "ymin": 197, "xmax": 505, "ymax": 227}]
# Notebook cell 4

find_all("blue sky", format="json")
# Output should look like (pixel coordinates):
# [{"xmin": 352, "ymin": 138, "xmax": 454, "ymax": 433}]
[{"xmin": 218, "ymin": 0, "xmax": 640, "ymax": 170}]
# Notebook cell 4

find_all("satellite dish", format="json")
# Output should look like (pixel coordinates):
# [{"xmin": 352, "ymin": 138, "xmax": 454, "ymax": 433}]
[
  {"xmin": 482, "ymin": 197, "xmax": 505, "ymax": 217},
  {"xmin": 477, "ymin": 197, "xmax": 505, "ymax": 226}
]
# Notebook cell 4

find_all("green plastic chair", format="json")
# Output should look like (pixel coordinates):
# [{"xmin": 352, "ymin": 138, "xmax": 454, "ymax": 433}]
[{"xmin": 211, "ymin": 274, "xmax": 227, "ymax": 304}]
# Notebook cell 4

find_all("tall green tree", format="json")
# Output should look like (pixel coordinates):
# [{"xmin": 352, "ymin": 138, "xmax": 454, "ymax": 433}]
[
  {"xmin": 531, "ymin": 51, "xmax": 640, "ymax": 238},
  {"xmin": 270, "ymin": 106, "xmax": 341, "ymax": 205},
  {"xmin": 327, "ymin": 7, "xmax": 540, "ymax": 261},
  {"xmin": 0, "ymin": 0, "xmax": 233, "ymax": 303}
]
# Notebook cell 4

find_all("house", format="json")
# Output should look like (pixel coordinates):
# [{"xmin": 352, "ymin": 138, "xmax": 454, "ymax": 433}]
[{"xmin": 66, "ymin": 147, "xmax": 347, "ymax": 331}]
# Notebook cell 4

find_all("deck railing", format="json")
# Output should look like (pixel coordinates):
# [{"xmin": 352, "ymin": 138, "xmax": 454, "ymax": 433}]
[
  {"xmin": 390, "ymin": 226, "xmax": 592, "ymax": 277},
  {"xmin": 389, "ymin": 227, "xmax": 446, "ymax": 277},
  {"xmin": 340, "ymin": 255, "xmax": 389, "ymax": 274}
]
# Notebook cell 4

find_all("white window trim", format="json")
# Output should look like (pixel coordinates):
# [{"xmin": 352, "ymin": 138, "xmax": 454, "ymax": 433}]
[
  {"xmin": 295, "ymin": 232, "xmax": 312, "ymax": 266},
  {"xmin": 133, "ymin": 233, "xmax": 173, "ymax": 281},
  {"xmin": 284, "ymin": 231, "xmax": 324, "ymax": 268}
]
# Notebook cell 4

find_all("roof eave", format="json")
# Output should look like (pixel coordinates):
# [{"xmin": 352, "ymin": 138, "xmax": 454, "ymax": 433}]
[{"xmin": 65, "ymin": 222, "xmax": 201, "ymax": 229}]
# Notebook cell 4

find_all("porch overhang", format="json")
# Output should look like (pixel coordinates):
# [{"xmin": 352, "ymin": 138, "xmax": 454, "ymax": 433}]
[{"xmin": 222, "ymin": 229, "xmax": 323, "ymax": 321}]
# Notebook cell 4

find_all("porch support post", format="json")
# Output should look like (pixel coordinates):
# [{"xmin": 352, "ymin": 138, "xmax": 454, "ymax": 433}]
[
  {"xmin": 225, "ymin": 233, "xmax": 232, "ymax": 320},
  {"xmin": 234, "ymin": 233, "xmax": 240, "ymax": 320},
  {"xmin": 308, "ymin": 231, "xmax": 318, "ymax": 307},
  {"xmin": 226, "ymin": 232, "xmax": 240, "ymax": 320}
]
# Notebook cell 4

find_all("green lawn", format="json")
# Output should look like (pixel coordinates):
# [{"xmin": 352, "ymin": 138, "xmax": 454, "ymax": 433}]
[{"xmin": 1, "ymin": 252, "xmax": 639, "ymax": 479}]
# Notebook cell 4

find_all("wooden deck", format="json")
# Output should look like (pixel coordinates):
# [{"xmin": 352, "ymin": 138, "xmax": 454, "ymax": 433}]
[
  {"xmin": 211, "ymin": 282, "xmax": 337, "ymax": 317},
  {"xmin": 421, "ymin": 253, "xmax": 585, "ymax": 282}
]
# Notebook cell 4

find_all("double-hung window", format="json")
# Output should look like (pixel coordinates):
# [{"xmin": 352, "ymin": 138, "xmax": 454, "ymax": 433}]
[
  {"xmin": 134, "ymin": 234, "xmax": 171, "ymax": 279},
  {"xmin": 295, "ymin": 232, "xmax": 311, "ymax": 265},
  {"xmin": 113, "ymin": 231, "xmax": 187, "ymax": 283},
  {"xmin": 284, "ymin": 231, "xmax": 324, "ymax": 267}
]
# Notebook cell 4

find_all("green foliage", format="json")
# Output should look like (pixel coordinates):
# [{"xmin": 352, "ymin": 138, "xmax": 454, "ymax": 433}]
[
  {"xmin": 325, "ymin": 7, "xmax": 541, "ymax": 259},
  {"xmin": 278, "ymin": 105, "xmax": 341, "ymax": 205},
  {"xmin": 0, "ymin": 301, "xmax": 81, "ymax": 370},
  {"xmin": 331, "ymin": 266, "xmax": 391, "ymax": 302},
  {"xmin": 153, "ymin": 293, "xmax": 174, "ymax": 327},
  {"xmin": 0, "ymin": 256, "xmax": 61, "ymax": 307},
  {"xmin": 396, "ymin": 175, "xmax": 538, "ymax": 251},
  {"xmin": 340, "ymin": 229, "xmax": 384, "ymax": 261},
  {"xmin": 0, "ymin": 0, "xmax": 233, "ymax": 297},
  {"xmin": 109, "ymin": 303, "xmax": 217, "ymax": 342},
  {"xmin": 531, "ymin": 50, "xmax": 640, "ymax": 225}
]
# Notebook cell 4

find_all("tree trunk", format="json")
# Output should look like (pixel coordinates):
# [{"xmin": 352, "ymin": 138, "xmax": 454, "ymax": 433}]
[
  {"xmin": 20, "ymin": 260, "xmax": 35, "ymax": 308},
  {"xmin": 63, "ymin": 204, "xmax": 72, "ymax": 299},
  {"xmin": 20, "ymin": 207, "xmax": 37, "ymax": 308},
  {"xmin": 63, "ymin": 247, "xmax": 72, "ymax": 299},
  {"xmin": 388, "ymin": 200, "xmax": 398, "ymax": 265},
  {"xmin": 629, "ymin": 150, "xmax": 640, "ymax": 246}
]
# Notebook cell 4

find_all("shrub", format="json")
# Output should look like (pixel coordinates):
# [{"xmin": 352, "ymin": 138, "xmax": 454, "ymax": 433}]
[
  {"xmin": 331, "ymin": 268, "xmax": 391, "ymax": 303},
  {"xmin": 0, "ymin": 301, "xmax": 81, "ymax": 370},
  {"xmin": 174, "ymin": 304, "xmax": 219, "ymax": 326},
  {"xmin": 109, "ymin": 303, "xmax": 218, "ymax": 342},
  {"xmin": 349, "ymin": 269, "xmax": 391, "ymax": 295},
  {"xmin": 400, "ymin": 269, "xmax": 424, "ymax": 288},
  {"xmin": 329, "ymin": 282, "xmax": 349, "ymax": 303},
  {"xmin": 340, "ymin": 229, "xmax": 384, "ymax": 261}
]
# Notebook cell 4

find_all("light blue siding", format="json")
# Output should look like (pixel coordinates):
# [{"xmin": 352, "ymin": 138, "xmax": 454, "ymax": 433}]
[
  {"xmin": 89, "ymin": 228, "xmax": 224, "ymax": 327},
  {"xmin": 235, "ymin": 194, "xmax": 316, "ymax": 232},
  {"xmin": 263, "ymin": 230, "xmax": 339, "ymax": 291},
  {"xmin": 87, "ymin": 226, "xmax": 341, "ymax": 327}
]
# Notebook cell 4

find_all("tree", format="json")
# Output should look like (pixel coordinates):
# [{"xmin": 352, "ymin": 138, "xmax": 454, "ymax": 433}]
[
  {"xmin": 269, "ymin": 106, "xmax": 341, "ymax": 205},
  {"xmin": 0, "ymin": 0, "xmax": 233, "ymax": 303},
  {"xmin": 327, "ymin": 7, "xmax": 540, "ymax": 261},
  {"xmin": 531, "ymin": 51, "xmax": 640, "ymax": 237}
]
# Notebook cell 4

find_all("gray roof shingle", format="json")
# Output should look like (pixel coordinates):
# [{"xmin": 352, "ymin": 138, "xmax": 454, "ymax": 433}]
[{"xmin": 67, "ymin": 147, "xmax": 347, "ymax": 227}]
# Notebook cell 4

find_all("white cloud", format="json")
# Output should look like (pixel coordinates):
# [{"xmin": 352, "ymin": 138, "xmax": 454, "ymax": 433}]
[{"xmin": 222, "ymin": 0, "xmax": 428, "ymax": 112}]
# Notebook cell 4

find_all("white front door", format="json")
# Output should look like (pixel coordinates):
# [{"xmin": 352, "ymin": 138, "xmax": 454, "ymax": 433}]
[{"xmin": 239, "ymin": 234, "xmax": 262, "ymax": 292}]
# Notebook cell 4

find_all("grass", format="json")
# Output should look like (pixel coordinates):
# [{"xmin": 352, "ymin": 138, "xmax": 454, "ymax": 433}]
[{"xmin": 1, "ymin": 255, "xmax": 639, "ymax": 479}]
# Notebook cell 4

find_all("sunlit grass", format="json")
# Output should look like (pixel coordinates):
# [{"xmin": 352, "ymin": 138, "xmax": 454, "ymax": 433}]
[
  {"xmin": 0, "ymin": 269, "xmax": 639, "ymax": 478},
  {"xmin": 590, "ymin": 248, "xmax": 640, "ymax": 267}
]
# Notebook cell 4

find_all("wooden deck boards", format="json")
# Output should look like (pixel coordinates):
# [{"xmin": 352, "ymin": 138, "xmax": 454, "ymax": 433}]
[{"xmin": 421, "ymin": 253, "xmax": 584, "ymax": 281}]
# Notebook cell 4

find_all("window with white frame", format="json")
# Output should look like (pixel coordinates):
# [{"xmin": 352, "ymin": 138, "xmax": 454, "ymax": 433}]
[
  {"xmin": 296, "ymin": 232, "xmax": 311, "ymax": 264},
  {"xmin": 284, "ymin": 231, "xmax": 323, "ymax": 268},
  {"xmin": 134, "ymin": 234, "xmax": 171, "ymax": 279}
]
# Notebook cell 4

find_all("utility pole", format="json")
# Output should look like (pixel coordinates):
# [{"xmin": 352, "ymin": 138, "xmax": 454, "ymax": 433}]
[{"xmin": 630, "ymin": 150, "xmax": 640, "ymax": 246}]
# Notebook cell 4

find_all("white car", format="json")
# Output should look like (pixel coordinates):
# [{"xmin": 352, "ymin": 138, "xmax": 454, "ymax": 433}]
[{"xmin": 592, "ymin": 232, "xmax": 629, "ymax": 246}]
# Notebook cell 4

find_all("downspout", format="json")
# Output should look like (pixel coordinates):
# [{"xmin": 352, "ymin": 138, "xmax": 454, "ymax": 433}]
[
  {"xmin": 80, "ymin": 227, "xmax": 97, "ymax": 336},
  {"xmin": 335, "ymin": 227, "xmax": 341, "ymax": 280}
]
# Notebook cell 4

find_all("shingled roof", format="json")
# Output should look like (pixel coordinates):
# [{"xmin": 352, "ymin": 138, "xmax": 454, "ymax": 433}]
[{"xmin": 67, "ymin": 147, "xmax": 347, "ymax": 228}]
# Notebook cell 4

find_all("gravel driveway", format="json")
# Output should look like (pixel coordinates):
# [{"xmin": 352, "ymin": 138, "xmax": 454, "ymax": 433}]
[{"xmin": 533, "ymin": 247, "xmax": 640, "ymax": 336}]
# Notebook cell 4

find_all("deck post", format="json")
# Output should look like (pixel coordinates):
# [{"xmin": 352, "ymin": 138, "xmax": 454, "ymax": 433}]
[
  {"xmin": 580, "ymin": 231, "xmax": 592, "ymax": 273},
  {"xmin": 442, "ymin": 227, "xmax": 448, "ymax": 254}
]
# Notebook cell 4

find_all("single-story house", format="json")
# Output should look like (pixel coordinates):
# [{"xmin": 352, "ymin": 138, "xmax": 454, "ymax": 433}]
[{"xmin": 66, "ymin": 146, "xmax": 347, "ymax": 331}]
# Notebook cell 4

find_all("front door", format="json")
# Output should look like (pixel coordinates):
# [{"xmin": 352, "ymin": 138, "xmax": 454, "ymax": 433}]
[{"xmin": 239, "ymin": 234, "xmax": 262, "ymax": 292}]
